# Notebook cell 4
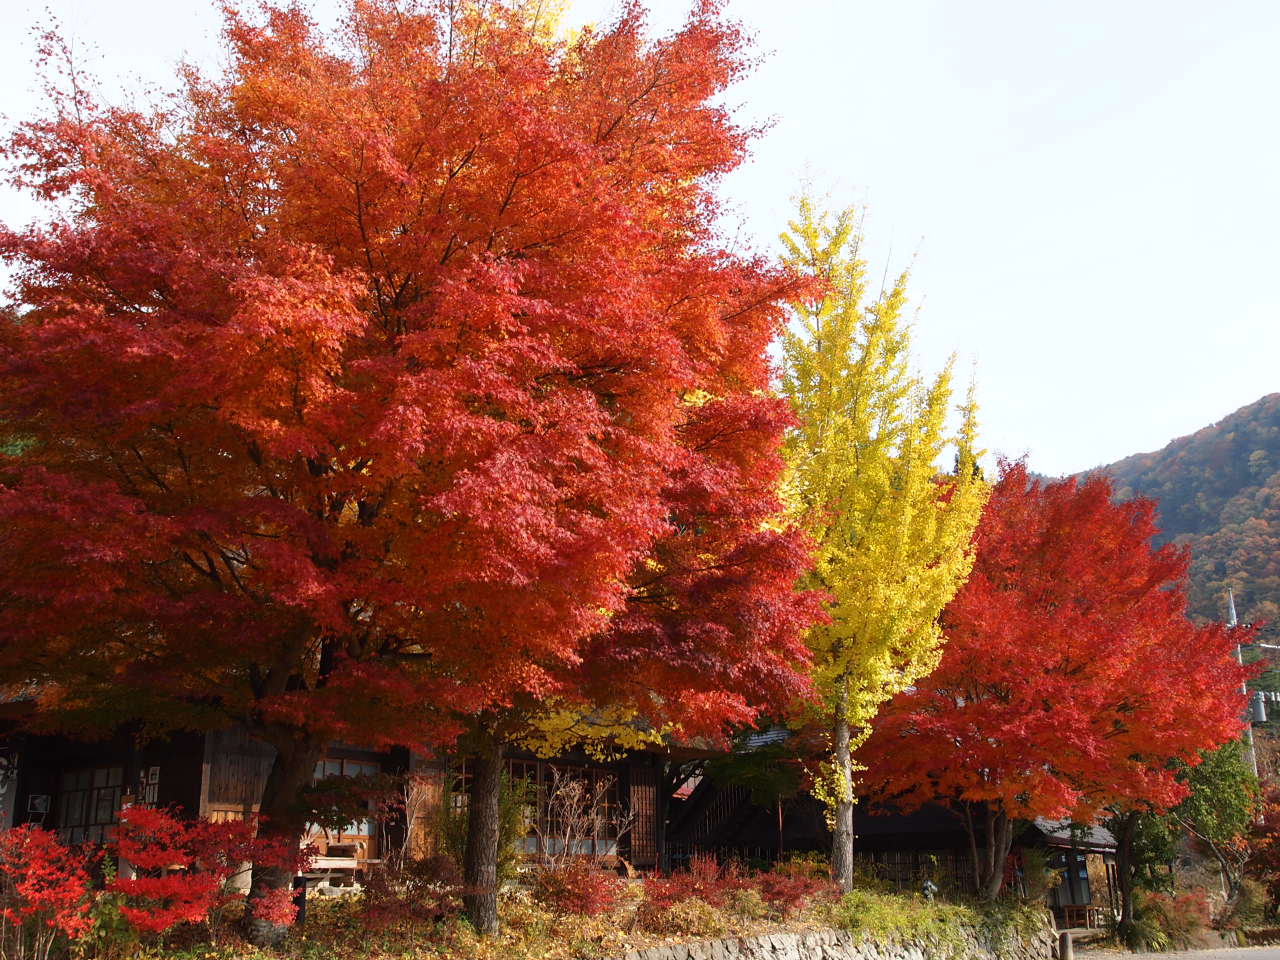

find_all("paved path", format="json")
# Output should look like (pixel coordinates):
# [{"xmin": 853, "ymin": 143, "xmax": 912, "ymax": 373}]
[{"xmin": 1083, "ymin": 949, "xmax": 1280, "ymax": 960}]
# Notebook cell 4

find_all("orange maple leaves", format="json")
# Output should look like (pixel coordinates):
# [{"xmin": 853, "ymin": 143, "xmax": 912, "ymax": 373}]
[{"xmin": 0, "ymin": 1, "xmax": 815, "ymax": 757}]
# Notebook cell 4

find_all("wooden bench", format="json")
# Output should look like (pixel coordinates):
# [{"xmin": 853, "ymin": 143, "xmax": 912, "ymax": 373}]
[
  {"xmin": 1058, "ymin": 904, "xmax": 1106, "ymax": 929},
  {"xmin": 302, "ymin": 855, "xmax": 381, "ymax": 887}
]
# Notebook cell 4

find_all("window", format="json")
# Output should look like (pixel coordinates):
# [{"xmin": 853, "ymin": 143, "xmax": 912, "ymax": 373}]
[
  {"xmin": 310, "ymin": 757, "xmax": 380, "ymax": 851},
  {"xmin": 450, "ymin": 759, "xmax": 626, "ymax": 859},
  {"xmin": 57, "ymin": 766, "xmax": 123, "ymax": 844},
  {"xmin": 542, "ymin": 764, "xmax": 624, "ymax": 857},
  {"xmin": 506, "ymin": 760, "xmax": 541, "ymax": 855},
  {"xmin": 1048, "ymin": 850, "xmax": 1091, "ymax": 906}
]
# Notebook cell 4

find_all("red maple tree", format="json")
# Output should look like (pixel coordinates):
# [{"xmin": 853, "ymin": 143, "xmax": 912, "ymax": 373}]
[
  {"xmin": 860, "ymin": 461, "xmax": 1249, "ymax": 900},
  {"xmin": 0, "ymin": 0, "xmax": 816, "ymax": 937}
]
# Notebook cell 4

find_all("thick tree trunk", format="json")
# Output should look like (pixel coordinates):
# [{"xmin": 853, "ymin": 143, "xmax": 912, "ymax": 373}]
[
  {"xmin": 245, "ymin": 738, "xmax": 325, "ymax": 948},
  {"xmin": 1114, "ymin": 811, "xmax": 1139, "ymax": 941},
  {"xmin": 988, "ymin": 809, "xmax": 1015, "ymax": 901},
  {"xmin": 463, "ymin": 732, "xmax": 503, "ymax": 935},
  {"xmin": 982, "ymin": 808, "xmax": 1014, "ymax": 901},
  {"xmin": 831, "ymin": 703, "xmax": 855, "ymax": 893},
  {"xmin": 962, "ymin": 804, "xmax": 1014, "ymax": 902}
]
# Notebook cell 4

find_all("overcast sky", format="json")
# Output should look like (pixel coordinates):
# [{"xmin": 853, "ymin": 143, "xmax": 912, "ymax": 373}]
[{"xmin": 2, "ymin": 0, "xmax": 1277, "ymax": 477}]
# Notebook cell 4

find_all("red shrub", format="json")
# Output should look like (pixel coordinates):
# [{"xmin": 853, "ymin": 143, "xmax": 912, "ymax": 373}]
[
  {"xmin": 0, "ymin": 825, "xmax": 95, "ymax": 941},
  {"xmin": 753, "ymin": 870, "xmax": 837, "ymax": 916},
  {"xmin": 642, "ymin": 853, "xmax": 746, "ymax": 910},
  {"xmin": 362, "ymin": 855, "xmax": 464, "ymax": 930},
  {"xmin": 248, "ymin": 886, "xmax": 300, "ymax": 929},
  {"xmin": 111, "ymin": 806, "xmax": 308, "ymax": 935},
  {"xmin": 531, "ymin": 863, "xmax": 621, "ymax": 917},
  {"xmin": 112, "ymin": 806, "xmax": 245, "ymax": 933},
  {"xmin": 641, "ymin": 854, "xmax": 838, "ymax": 919}
]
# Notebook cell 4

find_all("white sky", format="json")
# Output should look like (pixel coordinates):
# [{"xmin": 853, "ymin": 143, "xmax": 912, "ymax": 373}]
[{"xmin": 2, "ymin": 0, "xmax": 1277, "ymax": 477}]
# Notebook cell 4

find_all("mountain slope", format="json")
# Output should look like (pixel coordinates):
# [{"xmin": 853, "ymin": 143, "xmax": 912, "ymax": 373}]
[{"xmin": 1093, "ymin": 394, "xmax": 1280, "ymax": 638}]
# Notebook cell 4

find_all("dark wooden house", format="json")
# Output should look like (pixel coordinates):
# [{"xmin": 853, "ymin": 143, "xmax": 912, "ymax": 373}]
[
  {"xmin": 0, "ymin": 719, "xmax": 1119, "ymax": 929},
  {"xmin": 664, "ymin": 770, "xmax": 1119, "ymax": 930},
  {"xmin": 0, "ymin": 725, "xmax": 670, "ymax": 881}
]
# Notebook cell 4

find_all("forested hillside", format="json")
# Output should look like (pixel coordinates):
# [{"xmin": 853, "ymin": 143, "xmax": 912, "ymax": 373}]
[{"xmin": 1094, "ymin": 394, "xmax": 1280, "ymax": 639}]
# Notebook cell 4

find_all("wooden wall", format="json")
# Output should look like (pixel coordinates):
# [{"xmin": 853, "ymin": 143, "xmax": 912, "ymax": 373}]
[
  {"xmin": 200, "ymin": 726, "xmax": 274, "ymax": 821},
  {"xmin": 628, "ymin": 761, "xmax": 658, "ymax": 867}
]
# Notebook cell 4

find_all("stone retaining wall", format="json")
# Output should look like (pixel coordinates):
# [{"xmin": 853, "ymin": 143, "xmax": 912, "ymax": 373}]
[{"xmin": 607, "ymin": 919, "xmax": 1059, "ymax": 960}]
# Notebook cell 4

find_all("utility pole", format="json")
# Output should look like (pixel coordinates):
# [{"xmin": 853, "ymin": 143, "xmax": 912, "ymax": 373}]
[
  {"xmin": 1223, "ymin": 586, "xmax": 1254, "ymax": 783},
  {"xmin": 1230, "ymin": 588, "xmax": 1268, "ymax": 778}
]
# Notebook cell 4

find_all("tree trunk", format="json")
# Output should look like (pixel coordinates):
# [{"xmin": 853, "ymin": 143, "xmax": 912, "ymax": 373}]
[
  {"xmin": 463, "ymin": 732, "xmax": 503, "ymax": 935},
  {"xmin": 987, "ymin": 809, "xmax": 1014, "ymax": 901},
  {"xmin": 963, "ymin": 805, "xmax": 1014, "ymax": 902},
  {"xmin": 245, "ymin": 737, "xmax": 325, "ymax": 948},
  {"xmin": 831, "ymin": 702, "xmax": 855, "ymax": 893},
  {"xmin": 1207, "ymin": 841, "xmax": 1243, "ymax": 913},
  {"xmin": 1114, "ymin": 811, "xmax": 1139, "ymax": 942}
]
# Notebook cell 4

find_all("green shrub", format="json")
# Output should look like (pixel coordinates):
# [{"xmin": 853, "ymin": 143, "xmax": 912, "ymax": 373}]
[
  {"xmin": 1228, "ymin": 878, "xmax": 1271, "ymax": 929},
  {"xmin": 1115, "ymin": 907, "xmax": 1171, "ymax": 952},
  {"xmin": 435, "ymin": 771, "xmax": 532, "ymax": 884},
  {"xmin": 833, "ymin": 890, "xmax": 975, "ymax": 957},
  {"xmin": 978, "ymin": 900, "xmax": 1052, "ymax": 948},
  {"xmin": 781, "ymin": 851, "xmax": 831, "ymax": 880},
  {"xmin": 847, "ymin": 857, "xmax": 895, "ymax": 893},
  {"xmin": 79, "ymin": 856, "xmax": 141, "ymax": 959},
  {"xmin": 725, "ymin": 886, "xmax": 769, "ymax": 922},
  {"xmin": 1115, "ymin": 888, "xmax": 1211, "ymax": 951},
  {"xmin": 1016, "ymin": 848, "xmax": 1061, "ymax": 904},
  {"xmin": 833, "ymin": 890, "xmax": 1047, "ymax": 960}
]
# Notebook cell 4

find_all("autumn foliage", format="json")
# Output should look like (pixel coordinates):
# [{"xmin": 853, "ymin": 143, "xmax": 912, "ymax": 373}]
[
  {"xmin": 1248, "ymin": 782, "xmax": 1280, "ymax": 909},
  {"xmin": 530, "ymin": 863, "xmax": 623, "ymax": 918},
  {"xmin": 0, "ymin": 826, "xmax": 94, "ymax": 951},
  {"xmin": 638, "ymin": 853, "xmax": 836, "ymax": 922},
  {"xmin": 0, "ymin": 0, "xmax": 811, "ymax": 759},
  {"xmin": 861, "ymin": 461, "xmax": 1249, "ymax": 898},
  {"xmin": 110, "ymin": 806, "xmax": 306, "ymax": 934},
  {"xmin": 778, "ymin": 199, "xmax": 987, "ymax": 891},
  {"xmin": 0, "ymin": 0, "xmax": 816, "ymax": 939}
]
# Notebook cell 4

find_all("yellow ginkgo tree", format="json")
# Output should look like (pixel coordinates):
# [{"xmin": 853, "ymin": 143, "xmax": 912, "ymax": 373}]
[{"xmin": 780, "ymin": 198, "xmax": 989, "ymax": 891}]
